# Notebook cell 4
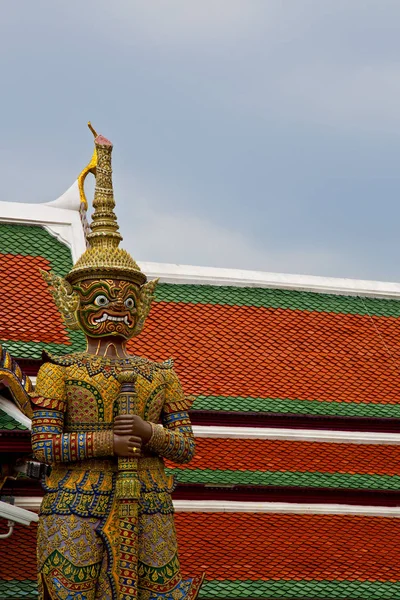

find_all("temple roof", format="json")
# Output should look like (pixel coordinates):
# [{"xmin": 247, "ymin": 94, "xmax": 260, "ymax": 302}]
[
  {"xmin": 131, "ymin": 278, "xmax": 400, "ymax": 421},
  {"xmin": 0, "ymin": 222, "xmax": 86, "ymax": 359},
  {"xmin": 3, "ymin": 512, "xmax": 400, "ymax": 599},
  {"xmin": 3, "ymin": 250, "xmax": 400, "ymax": 421},
  {"xmin": 2, "ymin": 173, "xmax": 400, "ymax": 598},
  {"xmin": 166, "ymin": 437, "xmax": 400, "ymax": 491},
  {"xmin": 177, "ymin": 511, "xmax": 400, "ymax": 599},
  {"xmin": 0, "ymin": 521, "xmax": 37, "ymax": 599}
]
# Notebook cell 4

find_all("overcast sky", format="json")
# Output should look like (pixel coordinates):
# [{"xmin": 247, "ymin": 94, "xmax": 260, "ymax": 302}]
[{"xmin": 2, "ymin": 1, "xmax": 400, "ymax": 281}]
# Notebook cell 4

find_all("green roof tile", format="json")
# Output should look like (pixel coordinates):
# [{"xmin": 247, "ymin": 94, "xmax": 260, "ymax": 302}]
[
  {"xmin": 192, "ymin": 395, "xmax": 400, "ymax": 418},
  {"xmin": 167, "ymin": 467, "xmax": 400, "ymax": 491},
  {"xmin": 0, "ymin": 580, "xmax": 37, "ymax": 599},
  {"xmin": 0, "ymin": 223, "xmax": 73, "ymax": 276},
  {"xmin": 0, "ymin": 408, "xmax": 27, "ymax": 431},
  {"xmin": 156, "ymin": 283, "xmax": 400, "ymax": 318},
  {"xmin": 0, "ymin": 223, "xmax": 86, "ymax": 359},
  {"xmin": 200, "ymin": 579, "xmax": 400, "ymax": 599},
  {"xmin": 1, "ymin": 333, "xmax": 85, "ymax": 360},
  {"xmin": 3, "ymin": 578, "xmax": 400, "ymax": 600}
]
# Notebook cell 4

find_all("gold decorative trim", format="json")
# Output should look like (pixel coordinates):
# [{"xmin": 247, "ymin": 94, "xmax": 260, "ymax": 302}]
[
  {"xmin": 77, "ymin": 123, "xmax": 98, "ymax": 209},
  {"xmin": 0, "ymin": 343, "xmax": 33, "ymax": 418},
  {"xmin": 40, "ymin": 270, "xmax": 80, "ymax": 330}
]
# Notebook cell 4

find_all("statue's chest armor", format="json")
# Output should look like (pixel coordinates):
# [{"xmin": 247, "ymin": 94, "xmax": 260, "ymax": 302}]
[{"xmin": 63, "ymin": 363, "xmax": 166, "ymax": 430}]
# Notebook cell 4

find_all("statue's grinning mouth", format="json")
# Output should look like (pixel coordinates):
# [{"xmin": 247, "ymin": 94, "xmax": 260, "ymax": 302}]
[{"xmin": 94, "ymin": 314, "xmax": 130, "ymax": 325}]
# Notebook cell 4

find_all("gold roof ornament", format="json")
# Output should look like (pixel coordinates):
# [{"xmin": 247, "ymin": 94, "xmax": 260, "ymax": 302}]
[
  {"xmin": 77, "ymin": 122, "xmax": 98, "ymax": 210},
  {"xmin": 65, "ymin": 124, "xmax": 147, "ymax": 287}
]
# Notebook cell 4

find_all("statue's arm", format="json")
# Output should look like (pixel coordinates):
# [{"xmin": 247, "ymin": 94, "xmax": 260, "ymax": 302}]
[
  {"xmin": 31, "ymin": 406, "xmax": 113, "ymax": 464},
  {"xmin": 145, "ymin": 368, "xmax": 195, "ymax": 464},
  {"xmin": 30, "ymin": 362, "xmax": 113, "ymax": 464}
]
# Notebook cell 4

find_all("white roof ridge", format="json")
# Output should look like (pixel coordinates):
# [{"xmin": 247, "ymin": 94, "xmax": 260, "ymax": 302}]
[
  {"xmin": 139, "ymin": 261, "xmax": 400, "ymax": 299},
  {"xmin": 44, "ymin": 180, "xmax": 81, "ymax": 211},
  {"xmin": 15, "ymin": 496, "xmax": 400, "ymax": 516},
  {"xmin": 0, "ymin": 185, "xmax": 86, "ymax": 263}
]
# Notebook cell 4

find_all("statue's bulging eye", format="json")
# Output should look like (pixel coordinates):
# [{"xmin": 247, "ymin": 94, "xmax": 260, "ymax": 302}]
[
  {"xmin": 94, "ymin": 295, "xmax": 109, "ymax": 307},
  {"xmin": 125, "ymin": 297, "xmax": 135, "ymax": 309}
]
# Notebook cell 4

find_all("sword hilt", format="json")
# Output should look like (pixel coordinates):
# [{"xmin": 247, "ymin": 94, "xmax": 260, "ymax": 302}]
[{"xmin": 116, "ymin": 371, "xmax": 140, "ymax": 500}]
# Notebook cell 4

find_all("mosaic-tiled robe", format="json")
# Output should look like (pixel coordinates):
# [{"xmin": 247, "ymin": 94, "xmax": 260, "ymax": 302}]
[{"xmin": 31, "ymin": 352, "xmax": 203, "ymax": 600}]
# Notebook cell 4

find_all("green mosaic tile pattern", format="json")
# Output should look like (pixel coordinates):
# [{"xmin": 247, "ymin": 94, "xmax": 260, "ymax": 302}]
[
  {"xmin": 192, "ymin": 395, "xmax": 400, "ymax": 418},
  {"xmin": 200, "ymin": 579, "xmax": 400, "ymax": 599},
  {"xmin": 156, "ymin": 283, "xmax": 400, "ymax": 318},
  {"xmin": 4, "ymin": 578, "xmax": 400, "ymax": 600},
  {"xmin": 1, "ymin": 337, "xmax": 85, "ymax": 360},
  {"xmin": 0, "ymin": 580, "xmax": 37, "ymax": 599},
  {"xmin": 0, "ymin": 223, "xmax": 85, "ymax": 359},
  {"xmin": 167, "ymin": 467, "xmax": 400, "ymax": 491},
  {"xmin": 0, "ymin": 408, "xmax": 27, "ymax": 430},
  {"xmin": 0, "ymin": 223, "xmax": 73, "ymax": 277}
]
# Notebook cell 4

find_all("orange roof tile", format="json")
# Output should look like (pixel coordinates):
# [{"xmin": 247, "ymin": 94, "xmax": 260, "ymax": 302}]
[
  {"xmin": 130, "ymin": 302, "xmax": 400, "ymax": 406},
  {"xmin": 166, "ymin": 438, "xmax": 400, "ymax": 477},
  {"xmin": 4, "ymin": 514, "xmax": 400, "ymax": 584},
  {"xmin": 0, "ymin": 223, "xmax": 85, "ymax": 358},
  {"xmin": 0, "ymin": 521, "xmax": 37, "ymax": 581},
  {"xmin": 175, "ymin": 513, "xmax": 400, "ymax": 582},
  {"xmin": 0, "ymin": 254, "xmax": 69, "ymax": 344}
]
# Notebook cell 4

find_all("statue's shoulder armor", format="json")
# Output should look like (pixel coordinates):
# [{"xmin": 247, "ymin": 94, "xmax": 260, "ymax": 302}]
[
  {"xmin": 150, "ymin": 357, "xmax": 174, "ymax": 370},
  {"xmin": 42, "ymin": 350, "xmax": 83, "ymax": 367},
  {"xmin": 125, "ymin": 355, "xmax": 174, "ymax": 381},
  {"xmin": 42, "ymin": 350, "xmax": 174, "ymax": 381},
  {"xmin": 43, "ymin": 350, "xmax": 172, "ymax": 367}
]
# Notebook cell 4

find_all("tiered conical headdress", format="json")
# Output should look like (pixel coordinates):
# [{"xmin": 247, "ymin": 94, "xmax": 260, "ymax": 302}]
[
  {"xmin": 42, "ymin": 125, "xmax": 158, "ymax": 335},
  {"xmin": 65, "ymin": 127, "xmax": 146, "ymax": 286}
]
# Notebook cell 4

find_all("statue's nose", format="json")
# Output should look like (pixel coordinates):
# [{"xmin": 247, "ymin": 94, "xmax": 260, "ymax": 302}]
[{"xmin": 112, "ymin": 299, "xmax": 125, "ymax": 310}]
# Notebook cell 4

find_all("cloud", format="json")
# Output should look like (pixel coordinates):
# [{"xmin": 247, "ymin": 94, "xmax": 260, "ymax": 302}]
[
  {"xmin": 3, "ymin": 1, "xmax": 400, "ymax": 283},
  {"xmin": 119, "ymin": 0, "xmax": 260, "ymax": 43},
  {"xmin": 48, "ymin": 0, "xmax": 266, "ymax": 49},
  {"xmin": 124, "ymin": 199, "xmax": 269, "ymax": 269},
  {"xmin": 119, "ymin": 194, "xmax": 361, "ymax": 278},
  {"xmin": 271, "ymin": 64, "xmax": 400, "ymax": 132}
]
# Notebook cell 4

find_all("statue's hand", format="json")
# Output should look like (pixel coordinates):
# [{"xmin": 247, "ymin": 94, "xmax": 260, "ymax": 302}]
[
  {"xmin": 113, "ymin": 433, "xmax": 142, "ymax": 458},
  {"xmin": 114, "ymin": 414, "xmax": 152, "ymax": 444}
]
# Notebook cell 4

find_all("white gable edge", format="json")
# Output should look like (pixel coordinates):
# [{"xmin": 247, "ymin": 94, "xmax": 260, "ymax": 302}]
[
  {"xmin": 4, "ymin": 405, "xmax": 400, "ymax": 445},
  {"xmin": 14, "ymin": 497, "xmax": 400, "ymax": 516},
  {"xmin": 192, "ymin": 425, "xmax": 400, "ymax": 445},
  {"xmin": 0, "ymin": 395, "xmax": 31, "ymax": 429},
  {"xmin": 139, "ymin": 261, "xmax": 400, "ymax": 299},
  {"xmin": 0, "ymin": 183, "xmax": 86, "ymax": 263}
]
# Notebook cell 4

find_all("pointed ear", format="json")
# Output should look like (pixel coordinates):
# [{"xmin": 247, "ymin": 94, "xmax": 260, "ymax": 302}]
[
  {"xmin": 40, "ymin": 269, "xmax": 80, "ymax": 331},
  {"xmin": 133, "ymin": 278, "xmax": 159, "ymax": 337}
]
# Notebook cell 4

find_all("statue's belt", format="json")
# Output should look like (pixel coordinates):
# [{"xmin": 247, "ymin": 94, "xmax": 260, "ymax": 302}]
[
  {"xmin": 64, "ymin": 422, "xmax": 113, "ymax": 432},
  {"xmin": 51, "ymin": 455, "xmax": 161, "ymax": 473}
]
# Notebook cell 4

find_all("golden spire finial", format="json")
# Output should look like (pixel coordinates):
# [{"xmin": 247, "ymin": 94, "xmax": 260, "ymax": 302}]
[
  {"xmin": 88, "ymin": 121, "xmax": 98, "ymax": 138},
  {"xmin": 86, "ymin": 133, "xmax": 122, "ymax": 250},
  {"xmin": 65, "ymin": 126, "xmax": 146, "ymax": 286},
  {"xmin": 77, "ymin": 122, "xmax": 99, "ymax": 209}
]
